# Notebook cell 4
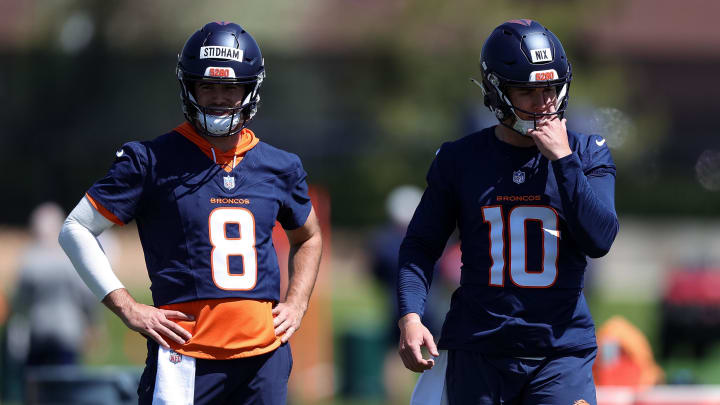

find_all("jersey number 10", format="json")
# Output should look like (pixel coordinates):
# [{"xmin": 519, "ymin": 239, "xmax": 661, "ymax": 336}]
[{"xmin": 482, "ymin": 205, "xmax": 559, "ymax": 288}]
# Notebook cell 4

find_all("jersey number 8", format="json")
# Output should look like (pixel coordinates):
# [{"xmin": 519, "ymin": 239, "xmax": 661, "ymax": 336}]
[{"xmin": 208, "ymin": 207, "xmax": 258, "ymax": 290}]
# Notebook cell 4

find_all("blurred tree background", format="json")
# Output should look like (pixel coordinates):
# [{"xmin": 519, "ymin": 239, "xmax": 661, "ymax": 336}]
[
  {"xmin": 2, "ymin": 0, "xmax": 719, "ymax": 226},
  {"xmin": 3, "ymin": 0, "xmax": 720, "ymax": 403}
]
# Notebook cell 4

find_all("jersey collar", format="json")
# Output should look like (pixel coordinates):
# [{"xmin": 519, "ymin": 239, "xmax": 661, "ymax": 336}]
[{"xmin": 174, "ymin": 121, "xmax": 260, "ymax": 172}]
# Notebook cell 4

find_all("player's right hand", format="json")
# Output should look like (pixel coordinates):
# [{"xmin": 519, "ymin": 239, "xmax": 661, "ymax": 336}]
[
  {"xmin": 397, "ymin": 313, "xmax": 439, "ymax": 373},
  {"xmin": 103, "ymin": 289, "xmax": 194, "ymax": 349},
  {"xmin": 122, "ymin": 303, "xmax": 195, "ymax": 349}
]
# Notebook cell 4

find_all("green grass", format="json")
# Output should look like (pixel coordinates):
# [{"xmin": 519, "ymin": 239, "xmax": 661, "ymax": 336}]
[{"xmin": 75, "ymin": 281, "xmax": 720, "ymax": 404}]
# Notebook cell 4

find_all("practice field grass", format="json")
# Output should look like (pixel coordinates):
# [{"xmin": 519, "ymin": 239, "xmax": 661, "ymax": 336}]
[
  {"xmin": 78, "ymin": 282, "xmax": 720, "ymax": 405},
  {"xmin": 4, "ymin": 225, "xmax": 719, "ymax": 404}
]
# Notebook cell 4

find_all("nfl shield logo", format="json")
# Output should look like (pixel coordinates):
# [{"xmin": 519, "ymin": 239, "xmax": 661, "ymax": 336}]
[
  {"xmin": 169, "ymin": 351, "xmax": 182, "ymax": 364},
  {"xmin": 512, "ymin": 170, "xmax": 525, "ymax": 184},
  {"xmin": 223, "ymin": 175, "xmax": 235, "ymax": 190}
]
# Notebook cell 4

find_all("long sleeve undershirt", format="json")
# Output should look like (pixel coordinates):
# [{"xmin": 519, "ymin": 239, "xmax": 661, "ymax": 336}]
[{"xmin": 398, "ymin": 140, "xmax": 618, "ymax": 318}]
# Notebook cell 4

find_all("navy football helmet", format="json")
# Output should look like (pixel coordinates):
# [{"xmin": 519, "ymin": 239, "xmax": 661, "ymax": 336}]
[
  {"xmin": 472, "ymin": 19, "xmax": 571, "ymax": 135},
  {"xmin": 177, "ymin": 22, "xmax": 265, "ymax": 137}
]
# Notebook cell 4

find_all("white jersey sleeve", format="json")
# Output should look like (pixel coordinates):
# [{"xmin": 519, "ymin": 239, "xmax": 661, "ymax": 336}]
[{"xmin": 58, "ymin": 196, "xmax": 125, "ymax": 300}]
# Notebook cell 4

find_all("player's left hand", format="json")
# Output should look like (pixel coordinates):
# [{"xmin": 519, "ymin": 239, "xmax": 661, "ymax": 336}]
[
  {"xmin": 272, "ymin": 302, "xmax": 306, "ymax": 343},
  {"xmin": 527, "ymin": 117, "xmax": 572, "ymax": 161}
]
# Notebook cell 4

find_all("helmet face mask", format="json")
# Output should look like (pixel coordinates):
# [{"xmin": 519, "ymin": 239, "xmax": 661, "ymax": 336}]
[
  {"xmin": 473, "ymin": 19, "xmax": 572, "ymax": 135},
  {"xmin": 177, "ymin": 22, "xmax": 265, "ymax": 137}
]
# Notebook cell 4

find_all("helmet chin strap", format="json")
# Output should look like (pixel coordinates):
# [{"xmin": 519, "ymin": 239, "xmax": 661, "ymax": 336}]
[
  {"xmin": 511, "ymin": 115, "xmax": 537, "ymax": 136},
  {"xmin": 497, "ymin": 108, "xmax": 539, "ymax": 137},
  {"xmin": 187, "ymin": 92, "xmax": 245, "ymax": 137},
  {"xmin": 501, "ymin": 110, "xmax": 560, "ymax": 137},
  {"xmin": 196, "ymin": 111, "xmax": 243, "ymax": 137}
]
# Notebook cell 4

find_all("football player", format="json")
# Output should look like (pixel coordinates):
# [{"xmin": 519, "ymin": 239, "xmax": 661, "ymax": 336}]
[
  {"xmin": 397, "ymin": 19, "xmax": 618, "ymax": 405},
  {"xmin": 59, "ymin": 22, "xmax": 322, "ymax": 404}
]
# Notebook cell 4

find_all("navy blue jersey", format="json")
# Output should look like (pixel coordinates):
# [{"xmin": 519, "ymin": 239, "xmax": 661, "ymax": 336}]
[
  {"xmin": 87, "ymin": 126, "xmax": 312, "ymax": 307},
  {"xmin": 398, "ymin": 126, "xmax": 618, "ymax": 356}
]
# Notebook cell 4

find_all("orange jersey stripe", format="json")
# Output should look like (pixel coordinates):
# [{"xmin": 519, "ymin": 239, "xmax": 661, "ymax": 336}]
[
  {"xmin": 159, "ymin": 298, "xmax": 280, "ymax": 360},
  {"xmin": 173, "ymin": 122, "xmax": 259, "ymax": 172},
  {"xmin": 85, "ymin": 193, "xmax": 124, "ymax": 226}
]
